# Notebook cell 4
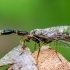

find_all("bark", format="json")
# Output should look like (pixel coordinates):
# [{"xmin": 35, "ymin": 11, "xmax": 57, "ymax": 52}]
[
  {"xmin": 32, "ymin": 46, "xmax": 70, "ymax": 70},
  {"xmin": 0, "ymin": 43, "xmax": 38, "ymax": 70},
  {"xmin": 0, "ymin": 43, "xmax": 70, "ymax": 70}
]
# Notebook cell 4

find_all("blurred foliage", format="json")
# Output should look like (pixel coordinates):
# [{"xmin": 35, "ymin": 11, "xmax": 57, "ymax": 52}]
[{"xmin": 0, "ymin": 0, "xmax": 70, "ymax": 69}]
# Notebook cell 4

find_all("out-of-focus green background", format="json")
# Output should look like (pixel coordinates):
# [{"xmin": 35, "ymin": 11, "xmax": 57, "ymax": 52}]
[{"xmin": 0, "ymin": 0, "xmax": 70, "ymax": 69}]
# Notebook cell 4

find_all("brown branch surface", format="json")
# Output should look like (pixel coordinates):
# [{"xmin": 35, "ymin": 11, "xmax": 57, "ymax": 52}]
[
  {"xmin": 32, "ymin": 46, "xmax": 70, "ymax": 70},
  {"xmin": 0, "ymin": 43, "xmax": 70, "ymax": 70},
  {"xmin": 0, "ymin": 43, "xmax": 38, "ymax": 70}
]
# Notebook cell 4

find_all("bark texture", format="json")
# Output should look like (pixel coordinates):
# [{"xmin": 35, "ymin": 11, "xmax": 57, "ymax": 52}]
[
  {"xmin": 0, "ymin": 43, "xmax": 70, "ymax": 70},
  {"xmin": 32, "ymin": 46, "xmax": 70, "ymax": 70}
]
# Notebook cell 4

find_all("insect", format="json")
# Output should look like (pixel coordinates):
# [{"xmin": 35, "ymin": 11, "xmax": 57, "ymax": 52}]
[{"xmin": 0, "ymin": 26, "xmax": 70, "ymax": 62}]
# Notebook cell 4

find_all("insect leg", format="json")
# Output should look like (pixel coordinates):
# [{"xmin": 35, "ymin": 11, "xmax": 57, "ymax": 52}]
[
  {"xmin": 19, "ymin": 37, "xmax": 28, "ymax": 49},
  {"xmin": 21, "ymin": 36, "xmax": 31, "ymax": 49},
  {"xmin": 55, "ymin": 40, "xmax": 58, "ymax": 52},
  {"xmin": 55, "ymin": 40, "xmax": 62, "ymax": 62},
  {"xmin": 20, "ymin": 37, "xmax": 30, "ymax": 49},
  {"xmin": 37, "ymin": 43, "xmax": 41, "ymax": 64},
  {"xmin": 31, "ymin": 36, "xmax": 41, "ymax": 64},
  {"xmin": 33, "ymin": 42, "xmax": 37, "ymax": 52},
  {"xmin": 23, "ymin": 39, "xmax": 26, "ymax": 49},
  {"xmin": 19, "ymin": 37, "xmax": 26, "ymax": 49}
]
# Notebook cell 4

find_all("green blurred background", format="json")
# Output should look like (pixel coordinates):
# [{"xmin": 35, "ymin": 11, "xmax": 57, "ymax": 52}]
[{"xmin": 0, "ymin": 0, "xmax": 70, "ymax": 69}]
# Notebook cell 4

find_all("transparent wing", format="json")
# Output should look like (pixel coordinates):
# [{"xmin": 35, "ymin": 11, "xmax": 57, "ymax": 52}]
[
  {"xmin": 58, "ymin": 40, "xmax": 70, "ymax": 47},
  {"xmin": 30, "ymin": 26, "xmax": 70, "ymax": 44},
  {"xmin": 31, "ymin": 26, "xmax": 70, "ymax": 37}
]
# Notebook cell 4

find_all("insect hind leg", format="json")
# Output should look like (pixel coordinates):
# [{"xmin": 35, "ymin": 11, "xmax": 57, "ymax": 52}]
[
  {"xmin": 37, "ymin": 43, "xmax": 41, "ymax": 64},
  {"xmin": 31, "ymin": 36, "xmax": 41, "ymax": 64},
  {"xmin": 55, "ymin": 40, "xmax": 58, "ymax": 52},
  {"xmin": 33, "ymin": 42, "xmax": 37, "ymax": 52},
  {"xmin": 55, "ymin": 40, "xmax": 62, "ymax": 62}
]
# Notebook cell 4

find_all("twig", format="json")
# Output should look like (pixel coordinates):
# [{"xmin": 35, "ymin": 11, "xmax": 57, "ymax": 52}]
[
  {"xmin": 0, "ymin": 44, "xmax": 70, "ymax": 70},
  {"xmin": 0, "ymin": 43, "xmax": 38, "ymax": 70},
  {"xmin": 32, "ymin": 46, "xmax": 70, "ymax": 70}
]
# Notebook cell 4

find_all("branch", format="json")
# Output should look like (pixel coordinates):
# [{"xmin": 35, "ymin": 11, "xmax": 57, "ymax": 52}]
[
  {"xmin": 0, "ymin": 43, "xmax": 38, "ymax": 70},
  {"xmin": 32, "ymin": 46, "xmax": 70, "ymax": 70},
  {"xmin": 0, "ymin": 43, "xmax": 70, "ymax": 70}
]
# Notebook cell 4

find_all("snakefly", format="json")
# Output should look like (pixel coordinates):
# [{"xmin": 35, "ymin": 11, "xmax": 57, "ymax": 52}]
[{"xmin": 0, "ymin": 26, "xmax": 70, "ymax": 62}]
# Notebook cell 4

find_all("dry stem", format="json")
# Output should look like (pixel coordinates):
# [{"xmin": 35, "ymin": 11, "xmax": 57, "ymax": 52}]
[{"xmin": 0, "ymin": 44, "xmax": 70, "ymax": 70}]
